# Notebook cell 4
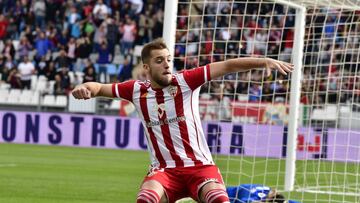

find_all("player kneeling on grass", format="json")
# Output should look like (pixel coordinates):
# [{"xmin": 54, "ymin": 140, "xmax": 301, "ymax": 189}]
[
  {"xmin": 72, "ymin": 38, "xmax": 293, "ymax": 203},
  {"xmin": 227, "ymin": 184, "xmax": 301, "ymax": 203}
]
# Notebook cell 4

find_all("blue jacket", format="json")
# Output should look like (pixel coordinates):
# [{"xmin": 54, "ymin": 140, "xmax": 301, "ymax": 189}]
[{"xmin": 226, "ymin": 184, "xmax": 301, "ymax": 203}]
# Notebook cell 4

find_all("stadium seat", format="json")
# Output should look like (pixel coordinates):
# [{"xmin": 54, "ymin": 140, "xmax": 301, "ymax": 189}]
[
  {"xmin": 133, "ymin": 45, "xmax": 143, "ymax": 57},
  {"xmin": 18, "ymin": 90, "xmax": 34, "ymax": 105},
  {"xmin": 31, "ymin": 75, "xmax": 38, "ymax": 90},
  {"xmin": 68, "ymin": 94, "xmax": 96, "ymax": 113},
  {"xmin": 0, "ymin": 82, "xmax": 11, "ymax": 89},
  {"xmin": 38, "ymin": 75, "xmax": 48, "ymax": 81},
  {"xmin": 52, "ymin": 51, "xmax": 59, "ymax": 59},
  {"xmin": 55, "ymin": 95, "xmax": 68, "ymax": 107},
  {"xmin": 311, "ymin": 105, "xmax": 337, "ymax": 121},
  {"xmin": 48, "ymin": 80, "xmax": 55, "ymax": 94},
  {"xmin": 42, "ymin": 95, "xmax": 56, "ymax": 107},
  {"xmin": 68, "ymin": 71, "xmax": 75, "ymax": 84},
  {"xmin": 72, "ymin": 72, "xmax": 83, "ymax": 84},
  {"xmin": 112, "ymin": 54, "xmax": 123, "ymax": 64},
  {"xmin": 109, "ymin": 99, "xmax": 121, "ymax": 110},
  {"xmin": 89, "ymin": 53, "xmax": 98, "ymax": 63},
  {"xmin": 0, "ymin": 89, "xmax": 9, "ymax": 104},
  {"xmin": 7, "ymin": 89, "xmax": 21, "ymax": 104},
  {"xmin": 237, "ymin": 94, "xmax": 249, "ymax": 101},
  {"xmin": 36, "ymin": 80, "xmax": 47, "ymax": 92},
  {"xmin": 9, "ymin": 89, "xmax": 21, "ymax": 97},
  {"xmin": 31, "ymin": 91, "xmax": 40, "ymax": 105},
  {"xmin": 107, "ymin": 64, "xmax": 118, "ymax": 75}
]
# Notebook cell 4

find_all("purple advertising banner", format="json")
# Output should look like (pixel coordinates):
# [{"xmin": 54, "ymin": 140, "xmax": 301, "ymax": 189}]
[{"xmin": 0, "ymin": 111, "xmax": 359, "ymax": 162}]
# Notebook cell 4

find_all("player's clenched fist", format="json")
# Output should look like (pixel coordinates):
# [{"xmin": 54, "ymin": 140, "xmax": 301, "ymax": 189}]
[{"xmin": 72, "ymin": 85, "xmax": 92, "ymax": 100}]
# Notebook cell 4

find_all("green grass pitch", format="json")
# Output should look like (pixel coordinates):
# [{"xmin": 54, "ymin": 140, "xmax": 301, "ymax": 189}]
[{"xmin": 0, "ymin": 144, "xmax": 358, "ymax": 203}]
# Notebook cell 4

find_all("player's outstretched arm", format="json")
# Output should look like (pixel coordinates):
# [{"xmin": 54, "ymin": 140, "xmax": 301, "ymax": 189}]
[
  {"xmin": 209, "ymin": 57, "xmax": 294, "ymax": 79},
  {"xmin": 72, "ymin": 82, "xmax": 113, "ymax": 100}
]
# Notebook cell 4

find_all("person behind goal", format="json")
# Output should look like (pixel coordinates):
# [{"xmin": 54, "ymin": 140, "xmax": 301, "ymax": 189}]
[{"xmin": 72, "ymin": 38, "xmax": 293, "ymax": 203}]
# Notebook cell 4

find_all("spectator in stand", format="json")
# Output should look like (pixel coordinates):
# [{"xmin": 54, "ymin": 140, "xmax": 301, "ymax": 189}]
[
  {"xmin": 21, "ymin": 25, "xmax": 35, "ymax": 45},
  {"xmin": 0, "ymin": 55, "xmax": 7, "ymax": 81},
  {"xmin": 18, "ymin": 55, "xmax": 36, "ymax": 89},
  {"xmin": 138, "ymin": 11, "xmax": 153, "ymax": 44},
  {"xmin": 3, "ymin": 40, "xmax": 15, "ymax": 60},
  {"xmin": 105, "ymin": 17, "xmax": 118, "ymax": 58},
  {"xmin": 18, "ymin": 37, "xmax": 33, "ymax": 59},
  {"xmin": 44, "ymin": 61, "xmax": 57, "ymax": 81},
  {"xmin": 129, "ymin": 0, "xmax": 144, "ymax": 15},
  {"xmin": 93, "ymin": 0, "xmax": 109, "ymax": 25},
  {"xmin": 249, "ymin": 83, "xmax": 262, "ymax": 102},
  {"xmin": 67, "ymin": 37, "xmax": 77, "ymax": 71},
  {"xmin": 81, "ymin": 1, "xmax": 93, "ymax": 18},
  {"xmin": 55, "ymin": 49, "xmax": 71, "ymax": 71},
  {"xmin": 76, "ymin": 37, "xmax": 92, "ymax": 71},
  {"xmin": 67, "ymin": 6, "xmax": 81, "ymax": 34},
  {"xmin": 280, "ymin": 28, "xmax": 294, "ymax": 62},
  {"xmin": 96, "ymin": 40, "xmax": 111, "ymax": 83},
  {"xmin": 83, "ymin": 65, "xmax": 97, "ymax": 83},
  {"xmin": 4, "ymin": 56, "xmax": 15, "ymax": 71},
  {"xmin": 57, "ymin": 67, "xmax": 72, "ymax": 94},
  {"xmin": 32, "ymin": 0, "xmax": 46, "ymax": 29},
  {"xmin": 53, "ymin": 73, "xmax": 67, "ymax": 95},
  {"xmin": 93, "ymin": 24, "xmax": 107, "ymax": 49},
  {"xmin": 0, "ymin": 14, "xmax": 8, "ymax": 40},
  {"xmin": 6, "ymin": 17, "xmax": 18, "ymax": 40},
  {"xmin": 36, "ymin": 56, "xmax": 48, "ymax": 76},
  {"xmin": 120, "ymin": 15, "xmax": 137, "ymax": 56},
  {"xmin": 56, "ymin": 29, "xmax": 69, "ymax": 50},
  {"xmin": 117, "ymin": 55, "xmax": 133, "ymax": 82},
  {"xmin": 7, "ymin": 68, "xmax": 22, "ymax": 89},
  {"xmin": 34, "ymin": 31, "xmax": 53, "ymax": 62},
  {"xmin": 83, "ymin": 16, "xmax": 96, "ymax": 39}
]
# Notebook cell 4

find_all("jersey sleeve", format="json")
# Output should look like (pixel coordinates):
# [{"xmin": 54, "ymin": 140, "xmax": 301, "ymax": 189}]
[
  {"xmin": 182, "ymin": 64, "xmax": 211, "ymax": 90},
  {"xmin": 112, "ymin": 80, "xmax": 136, "ymax": 102}
]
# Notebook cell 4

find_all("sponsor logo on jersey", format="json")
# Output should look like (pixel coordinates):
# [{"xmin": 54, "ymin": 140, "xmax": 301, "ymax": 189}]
[{"xmin": 146, "ymin": 116, "xmax": 186, "ymax": 127}]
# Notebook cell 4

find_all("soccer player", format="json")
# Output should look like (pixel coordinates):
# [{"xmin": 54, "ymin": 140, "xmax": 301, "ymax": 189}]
[
  {"xmin": 72, "ymin": 38, "xmax": 293, "ymax": 203},
  {"xmin": 226, "ymin": 184, "xmax": 301, "ymax": 203}
]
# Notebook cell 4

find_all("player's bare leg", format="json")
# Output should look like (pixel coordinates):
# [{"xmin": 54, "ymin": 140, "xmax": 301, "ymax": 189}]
[
  {"xmin": 199, "ymin": 181, "xmax": 230, "ymax": 203},
  {"xmin": 137, "ymin": 180, "xmax": 168, "ymax": 203}
]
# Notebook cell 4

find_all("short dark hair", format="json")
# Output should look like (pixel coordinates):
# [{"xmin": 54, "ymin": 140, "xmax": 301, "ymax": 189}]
[
  {"xmin": 141, "ymin": 38, "xmax": 168, "ymax": 64},
  {"xmin": 266, "ymin": 193, "xmax": 286, "ymax": 203}
]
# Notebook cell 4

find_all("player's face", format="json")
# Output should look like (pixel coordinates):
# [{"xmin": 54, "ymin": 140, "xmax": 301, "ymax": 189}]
[{"xmin": 145, "ymin": 49, "xmax": 173, "ymax": 88}]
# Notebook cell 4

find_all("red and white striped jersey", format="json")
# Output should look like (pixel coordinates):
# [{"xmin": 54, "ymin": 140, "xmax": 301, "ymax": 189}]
[{"xmin": 112, "ymin": 65, "xmax": 214, "ymax": 169}]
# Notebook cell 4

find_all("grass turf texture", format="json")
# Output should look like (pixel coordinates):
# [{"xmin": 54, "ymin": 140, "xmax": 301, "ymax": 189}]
[{"xmin": 0, "ymin": 143, "xmax": 358, "ymax": 203}]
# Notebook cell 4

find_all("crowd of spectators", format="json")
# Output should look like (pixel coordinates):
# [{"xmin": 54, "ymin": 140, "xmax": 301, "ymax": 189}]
[
  {"xmin": 175, "ymin": 1, "xmax": 360, "ymax": 106},
  {"xmin": 0, "ymin": 0, "xmax": 358, "ymax": 108},
  {"xmin": 0, "ymin": 0, "xmax": 164, "ymax": 95}
]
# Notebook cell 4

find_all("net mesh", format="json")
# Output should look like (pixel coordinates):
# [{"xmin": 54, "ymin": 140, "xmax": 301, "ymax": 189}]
[{"xmin": 174, "ymin": 0, "xmax": 360, "ymax": 202}]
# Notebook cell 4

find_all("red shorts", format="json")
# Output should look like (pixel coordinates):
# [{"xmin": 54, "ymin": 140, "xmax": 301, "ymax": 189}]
[{"xmin": 141, "ymin": 165, "xmax": 224, "ymax": 203}]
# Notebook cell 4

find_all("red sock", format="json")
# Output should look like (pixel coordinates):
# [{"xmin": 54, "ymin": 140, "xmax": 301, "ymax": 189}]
[
  {"xmin": 204, "ymin": 189, "xmax": 230, "ymax": 203},
  {"xmin": 136, "ymin": 189, "xmax": 160, "ymax": 203}
]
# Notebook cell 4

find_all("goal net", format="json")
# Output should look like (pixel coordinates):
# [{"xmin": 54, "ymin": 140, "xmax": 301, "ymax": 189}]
[{"xmin": 173, "ymin": 0, "xmax": 360, "ymax": 202}]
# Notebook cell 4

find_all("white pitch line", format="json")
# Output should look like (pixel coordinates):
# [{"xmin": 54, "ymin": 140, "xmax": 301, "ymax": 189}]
[{"xmin": 0, "ymin": 163, "xmax": 17, "ymax": 168}]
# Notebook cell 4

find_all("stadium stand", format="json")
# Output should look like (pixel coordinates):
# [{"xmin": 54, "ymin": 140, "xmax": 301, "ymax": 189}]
[
  {"xmin": 0, "ymin": 0, "xmax": 358, "ymax": 123},
  {"xmin": 0, "ymin": 0, "xmax": 164, "ymax": 112}
]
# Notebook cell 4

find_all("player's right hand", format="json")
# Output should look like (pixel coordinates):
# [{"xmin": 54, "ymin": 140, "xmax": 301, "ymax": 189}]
[{"xmin": 72, "ymin": 85, "xmax": 92, "ymax": 100}]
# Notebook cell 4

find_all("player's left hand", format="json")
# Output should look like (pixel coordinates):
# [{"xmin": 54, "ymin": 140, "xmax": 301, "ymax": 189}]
[{"xmin": 265, "ymin": 58, "xmax": 294, "ymax": 77}]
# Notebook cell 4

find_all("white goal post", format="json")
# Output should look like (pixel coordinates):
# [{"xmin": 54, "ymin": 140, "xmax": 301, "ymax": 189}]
[{"xmin": 164, "ymin": 0, "xmax": 360, "ymax": 202}]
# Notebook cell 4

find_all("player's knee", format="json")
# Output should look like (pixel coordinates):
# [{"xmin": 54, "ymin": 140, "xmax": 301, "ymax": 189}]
[
  {"xmin": 136, "ymin": 189, "xmax": 160, "ymax": 203},
  {"xmin": 203, "ymin": 188, "xmax": 230, "ymax": 203}
]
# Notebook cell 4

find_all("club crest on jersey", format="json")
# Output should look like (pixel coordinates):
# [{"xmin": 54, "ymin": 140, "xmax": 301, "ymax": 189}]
[
  {"xmin": 155, "ymin": 103, "xmax": 166, "ymax": 119},
  {"xmin": 168, "ymin": 85, "xmax": 178, "ymax": 97}
]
